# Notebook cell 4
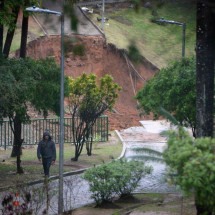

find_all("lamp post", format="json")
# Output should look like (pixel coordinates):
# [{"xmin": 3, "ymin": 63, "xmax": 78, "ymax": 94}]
[
  {"xmin": 101, "ymin": 0, "xmax": 105, "ymax": 31},
  {"xmin": 156, "ymin": 18, "xmax": 186, "ymax": 58},
  {"xmin": 26, "ymin": 5, "xmax": 65, "ymax": 214}
]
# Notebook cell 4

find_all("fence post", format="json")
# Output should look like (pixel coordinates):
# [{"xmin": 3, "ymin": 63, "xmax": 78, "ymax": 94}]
[
  {"xmin": 4, "ymin": 122, "xmax": 7, "ymax": 150},
  {"xmin": 106, "ymin": 115, "xmax": 109, "ymax": 141}
]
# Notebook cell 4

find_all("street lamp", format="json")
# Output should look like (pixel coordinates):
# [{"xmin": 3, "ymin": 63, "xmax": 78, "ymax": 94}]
[
  {"xmin": 156, "ymin": 18, "xmax": 186, "ymax": 58},
  {"xmin": 26, "ymin": 5, "xmax": 65, "ymax": 214},
  {"xmin": 101, "ymin": 0, "xmax": 105, "ymax": 31}
]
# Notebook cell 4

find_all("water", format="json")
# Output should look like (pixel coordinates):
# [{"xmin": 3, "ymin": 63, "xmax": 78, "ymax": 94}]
[
  {"xmin": 125, "ymin": 141, "xmax": 177, "ymax": 193},
  {"xmin": 121, "ymin": 120, "xmax": 179, "ymax": 193}
]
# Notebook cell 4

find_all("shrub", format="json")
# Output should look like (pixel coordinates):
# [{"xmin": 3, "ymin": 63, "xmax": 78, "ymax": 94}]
[
  {"xmin": 127, "ymin": 43, "xmax": 142, "ymax": 63},
  {"xmin": 164, "ymin": 127, "xmax": 215, "ymax": 214},
  {"xmin": 72, "ymin": 44, "xmax": 85, "ymax": 56},
  {"xmin": 83, "ymin": 159, "xmax": 152, "ymax": 205}
]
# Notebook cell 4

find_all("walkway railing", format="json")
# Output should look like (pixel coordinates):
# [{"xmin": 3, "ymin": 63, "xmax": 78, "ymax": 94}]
[{"xmin": 0, "ymin": 116, "xmax": 108, "ymax": 149}]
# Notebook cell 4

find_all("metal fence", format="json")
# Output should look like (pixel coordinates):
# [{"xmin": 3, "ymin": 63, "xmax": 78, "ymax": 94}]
[
  {"xmin": 77, "ymin": 0, "xmax": 127, "ymax": 6},
  {"xmin": 0, "ymin": 116, "xmax": 108, "ymax": 149}
]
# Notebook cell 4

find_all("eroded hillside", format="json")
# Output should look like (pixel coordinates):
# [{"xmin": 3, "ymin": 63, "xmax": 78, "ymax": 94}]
[{"xmin": 23, "ymin": 35, "xmax": 157, "ymax": 130}]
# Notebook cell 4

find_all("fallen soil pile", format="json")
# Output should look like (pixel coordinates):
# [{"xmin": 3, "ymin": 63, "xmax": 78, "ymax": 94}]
[{"xmin": 23, "ymin": 35, "xmax": 158, "ymax": 130}]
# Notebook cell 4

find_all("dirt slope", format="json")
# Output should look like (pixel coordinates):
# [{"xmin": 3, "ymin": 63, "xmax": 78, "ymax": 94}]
[{"xmin": 23, "ymin": 35, "xmax": 157, "ymax": 130}]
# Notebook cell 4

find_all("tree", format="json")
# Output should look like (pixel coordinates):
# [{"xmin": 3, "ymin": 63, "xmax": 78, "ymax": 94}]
[
  {"xmin": 68, "ymin": 73, "xmax": 121, "ymax": 161},
  {"xmin": 0, "ymin": 0, "xmax": 4, "ymax": 53},
  {"xmin": 20, "ymin": 0, "xmax": 30, "ymax": 58},
  {"xmin": 0, "ymin": 0, "xmax": 79, "ymax": 58},
  {"xmin": 0, "ymin": 0, "xmax": 37, "ymax": 58},
  {"xmin": 136, "ymin": 57, "xmax": 196, "ymax": 137},
  {"xmin": 196, "ymin": 0, "xmax": 215, "ymax": 138},
  {"xmin": 163, "ymin": 127, "xmax": 215, "ymax": 215},
  {"xmin": 1, "ymin": 1, "xmax": 20, "ymax": 57},
  {"xmin": 0, "ymin": 57, "xmax": 66, "ymax": 173}
]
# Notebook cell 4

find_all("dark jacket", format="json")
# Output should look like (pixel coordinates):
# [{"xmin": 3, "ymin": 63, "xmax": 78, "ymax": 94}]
[{"xmin": 37, "ymin": 132, "xmax": 56, "ymax": 161}]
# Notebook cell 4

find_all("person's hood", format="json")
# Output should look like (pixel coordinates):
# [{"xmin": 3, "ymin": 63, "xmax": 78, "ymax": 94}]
[{"xmin": 43, "ymin": 131, "xmax": 51, "ymax": 140}]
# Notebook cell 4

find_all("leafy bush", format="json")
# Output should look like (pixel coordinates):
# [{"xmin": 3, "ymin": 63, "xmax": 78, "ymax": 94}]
[
  {"xmin": 83, "ymin": 159, "xmax": 152, "ymax": 205},
  {"xmin": 127, "ymin": 43, "xmax": 142, "ymax": 63},
  {"xmin": 164, "ymin": 127, "xmax": 215, "ymax": 214},
  {"xmin": 72, "ymin": 44, "xmax": 85, "ymax": 56}
]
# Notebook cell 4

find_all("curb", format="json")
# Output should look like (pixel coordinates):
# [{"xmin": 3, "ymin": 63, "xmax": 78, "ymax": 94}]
[{"xmin": 115, "ymin": 130, "xmax": 126, "ymax": 159}]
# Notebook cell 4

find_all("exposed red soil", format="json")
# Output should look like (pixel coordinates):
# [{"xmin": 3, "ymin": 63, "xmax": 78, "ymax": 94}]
[{"xmin": 23, "ymin": 35, "xmax": 158, "ymax": 130}]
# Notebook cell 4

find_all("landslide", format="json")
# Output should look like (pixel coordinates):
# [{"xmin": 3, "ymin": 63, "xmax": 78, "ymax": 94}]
[{"xmin": 24, "ymin": 35, "xmax": 158, "ymax": 130}]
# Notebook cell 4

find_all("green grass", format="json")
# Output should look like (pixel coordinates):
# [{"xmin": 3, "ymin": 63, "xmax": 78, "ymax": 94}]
[
  {"xmin": 90, "ymin": 0, "xmax": 196, "ymax": 68},
  {"xmin": 0, "ymin": 131, "xmax": 122, "ymax": 189}
]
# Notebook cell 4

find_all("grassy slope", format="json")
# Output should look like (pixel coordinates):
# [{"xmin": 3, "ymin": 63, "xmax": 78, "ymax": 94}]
[{"xmin": 90, "ymin": 0, "xmax": 196, "ymax": 69}]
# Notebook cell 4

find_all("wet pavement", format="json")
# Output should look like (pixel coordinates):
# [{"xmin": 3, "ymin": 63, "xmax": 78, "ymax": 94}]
[{"xmin": 118, "ymin": 120, "xmax": 178, "ymax": 193}]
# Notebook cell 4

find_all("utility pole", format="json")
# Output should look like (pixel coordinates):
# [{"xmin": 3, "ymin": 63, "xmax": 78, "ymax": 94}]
[
  {"xmin": 101, "ymin": 0, "xmax": 105, "ymax": 31},
  {"xmin": 26, "ymin": 4, "xmax": 65, "ymax": 214}
]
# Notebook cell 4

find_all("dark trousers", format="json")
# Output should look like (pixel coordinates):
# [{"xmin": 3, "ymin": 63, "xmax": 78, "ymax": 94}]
[{"xmin": 42, "ymin": 157, "xmax": 52, "ymax": 177}]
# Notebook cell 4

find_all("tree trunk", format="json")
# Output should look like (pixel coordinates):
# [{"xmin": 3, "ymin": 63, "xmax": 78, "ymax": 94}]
[
  {"xmin": 0, "ymin": 0, "xmax": 4, "ymax": 54},
  {"xmin": 86, "ymin": 127, "xmax": 93, "ymax": 156},
  {"xmin": 195, "ymin": 1, "xmax": 215, "ymax": 214},
  {"xmin": 72, "ymin": 121, "xmax": 87, "ymax": 161},
  {"xmin": 195, "ymin": 196, "xmax": 213, "ymax": 215},
  {"xmin": 0, "ymin": 24, "xmax": 3, "ymax": 55},
  {"xmin": 11, "ymin": 115, "xmax": 24, "ymax": 174},
  {"xmin": 196, "ymin": 0, "xmax": 215, "ymax": 138},
  {"xmin": 71, "ymin": 113, "xmax": 80, "ymax": 161},
  {"xmin": 3, "ymin": 6, "xmax": 19, "ymax": 58},
  {"xmin": 20, "ymin": 11, "xmax": 29, "ymax": 58},
  {"xmin": 73, "ymin": 134, "xmax": 85, "ymax": 161},
  {"xmin": 72, "ymin": 148, "xmax": 79, "ymax": 161}
]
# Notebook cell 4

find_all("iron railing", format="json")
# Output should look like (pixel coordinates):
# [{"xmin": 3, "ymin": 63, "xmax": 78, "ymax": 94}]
[{"xmin": 0, "ymin": 116, "xmax": 108, "ymax": 149}]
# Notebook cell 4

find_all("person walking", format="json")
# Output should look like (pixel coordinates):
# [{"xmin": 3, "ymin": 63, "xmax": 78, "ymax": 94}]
[{"xmin": 37, "ymin": 131, "xmax": 56, "ymax": 177}]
